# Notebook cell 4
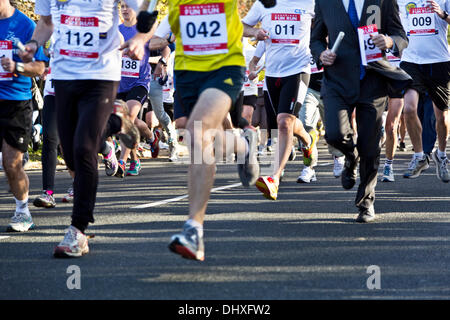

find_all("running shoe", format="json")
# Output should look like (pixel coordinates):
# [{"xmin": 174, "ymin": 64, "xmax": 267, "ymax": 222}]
[
  {"xmin": 150, "ymin": 129, "xmax": 161, "ymax": 158},
  {"xmin": 53, "ymin": 225, "xmax": 89, "ymax": 258},
  {"xmin": 103, "ymin": 141, "xmax": 118, "ymax": 176},
  {"xmin": 62, "ymin": 187, "xmax": 74, "ymax": 203},
  {"xmin": 7, "ymin": 211, "xmax": 35, "ymax": 232},
  {"xmin": 301, "ymin": 129, "xmax": 319, "ymax": 166},
  {"xmin": 297, "ymin": 166, "xmax": 317, "ymax": 183},
  {"xmin": 126, "ymin": 159, "xmax": 141, "ymax": 176},
  {"xmin": 431, "ymin": 150, "xmax": 450, "ymax": 183},
  {"xmin": 115, "ymin": 160, "xmax": 126, "ymax": 178},
  {"xmin": 266, "ymin": 138, "xmax": 273, "ymax": 152},
  {"xmin": 381, "ymin": 165, "xmax": 395, "ymax": 182},
  {"xmin": 398, "ymin": 141, "xmax": 406, "ymax": 151},
  {"xmin": 168, "ymin": 138, "xmax": 179, "ymax": 162},
  {"xmin": 33, "ymin": 190, "xmax": 56, "ymax": 208},
  {"xmin": 238, "ymin": 128, "xmax": 260, "ymax": 187},
  {"xmin": 255, "ymin": 176, "xmax": 279, "ymax": 200},
  {"xmin": 333, "ymin": 156, "xmax": 345, "ymax": 178},
  {"xmin": 169, "ymin": 225, "xmax": 205, "ymax": 261},
  {"xmin": 403, "ymin": 155, "xmax": 429, "ymax": 179}
]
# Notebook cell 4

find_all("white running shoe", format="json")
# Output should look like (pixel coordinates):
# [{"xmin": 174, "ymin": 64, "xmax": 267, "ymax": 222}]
[
  {"xmin": 54, "ymin": 225, "xmax": 89, "ymax": 258},
  {"xmin": 333, "ymin": 156, "xmax": 345, "ymax": 178},
  {"xmin": 62, "ymin": 187, "xmax": 74, "ymax": 203},
  {"xmin": 7, "ymin": 211, "xmax": 35, "ymax": 232},
  {"xmin": 381, "ymin": 165, "xmax": 395, "ymax": 182},
  {"xmin": 103, "ymin": 141, "xmax": 118, "ymax": 176},
  {"xmin": 297, "ymin": 166, "xmax": 317, "ymax": 183}
]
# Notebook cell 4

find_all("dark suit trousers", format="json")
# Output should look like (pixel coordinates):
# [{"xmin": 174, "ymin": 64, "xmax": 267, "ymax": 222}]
[{"xmin": 323, "ymin": 70, "xmax": 387, "ymax": 210}]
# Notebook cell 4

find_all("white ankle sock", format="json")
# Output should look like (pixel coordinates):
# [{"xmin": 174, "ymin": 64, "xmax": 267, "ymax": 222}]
[
  {"xmin": 15, "ymin": 197, "xmax": 30, "ymax": 216},
  {"xmin": 437, "ymin": 149, "xmax": 447, "ymax": 159},
  {"xmin": 185, "ymin": 219, "xmax": 203, "ymax": 237}
]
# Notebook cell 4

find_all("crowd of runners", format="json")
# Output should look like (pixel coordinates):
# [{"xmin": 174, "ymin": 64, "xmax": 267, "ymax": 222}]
[{"xmin": 0, "ymin": 0, "xmax": 449, "ymax": 261}]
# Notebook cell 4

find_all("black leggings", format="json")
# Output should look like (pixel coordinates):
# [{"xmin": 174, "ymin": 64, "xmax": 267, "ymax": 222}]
[
  {"xmin": 54, "ymin": 80, "xmax": 119, "ymax": 232},
  {"xmin": 41, "ymin": 95, "xmax": 59, "ymax": 191}
]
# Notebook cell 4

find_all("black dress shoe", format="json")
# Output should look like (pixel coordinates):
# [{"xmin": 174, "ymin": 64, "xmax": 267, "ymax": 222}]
[
  {"xmin": 356, "ymin": 206, "xmax": 376, "ymax": 223},
  {"xmin": 341, "ymin": 156, "xmax": 358, "ymax": 190}
]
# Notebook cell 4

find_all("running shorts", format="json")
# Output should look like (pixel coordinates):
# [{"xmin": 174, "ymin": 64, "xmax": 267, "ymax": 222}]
[
  {"xmin": 173, "ymin": 66, "xmax": 245, "ymax": 120},
  {"xmin": 0, "ymin": 99, "xmax": 33, "ymax": 153},
  {"xmin": 265, "ymin": 73, "xmax": 310, "ymax": 116},
  {"xmin": 116, "ymin": 85, "xmax": 149, "ymax": 105},
  {"xmin": 400, "ymin": 61, "xmax": 450, "ymax": 111}
]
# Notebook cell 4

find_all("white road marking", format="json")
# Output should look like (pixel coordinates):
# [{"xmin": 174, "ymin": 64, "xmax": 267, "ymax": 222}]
[
  {"xmin": 132, "ymin": 182, "xmax": 243, "ymax": 209},
  {"xmin": 0, "ymin": 236, "xmax": 11, "ymax": 240}
]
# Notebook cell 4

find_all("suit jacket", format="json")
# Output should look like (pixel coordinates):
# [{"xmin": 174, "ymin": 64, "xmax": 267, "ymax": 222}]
[{"xmin": 310, "ymin": 0, "xmax": 411, "ymax": 104}]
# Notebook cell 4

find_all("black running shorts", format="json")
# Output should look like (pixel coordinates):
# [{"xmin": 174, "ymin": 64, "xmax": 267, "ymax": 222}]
[
  {"xmin": 243, "ymin": 94, "xmax": 257, "ymax": 109},
  {"xmin": 116, "ymin": 85, "xmax": 149, "ymax": 105},
  {"xmin": 265, "ymin": 72, "xmax": 310, "ymax": 116},
  {"xmin": 0, "ymin": 99, "xmax": 33, "ymax": 153},
  {"xmin": 400, "ymin": 61, "xmax": 450, "ymax": 111},
  {"xmin": 173, "ymin": 66, "xmax": 245, "ymax": 120}
]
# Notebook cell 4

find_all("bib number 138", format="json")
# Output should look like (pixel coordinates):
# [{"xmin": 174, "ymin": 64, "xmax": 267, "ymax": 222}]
[{"xmin": 179, "ymin": 3, "xmax": 228, "ymax": 55}]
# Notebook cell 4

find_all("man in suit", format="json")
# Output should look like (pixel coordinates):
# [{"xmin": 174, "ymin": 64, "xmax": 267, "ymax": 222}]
[{"xmin": 310, "ymin": 0, "xmax": 410, "ymax": 222}]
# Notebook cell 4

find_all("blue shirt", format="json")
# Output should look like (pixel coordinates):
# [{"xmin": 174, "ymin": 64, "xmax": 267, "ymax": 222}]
[
  {"xmin": 0, "ymin": 9, "xmax": 49, "ymax": 101},
  {"xmin": 118, "ymin": 24, "xmax": 151, "ymax": 93}
]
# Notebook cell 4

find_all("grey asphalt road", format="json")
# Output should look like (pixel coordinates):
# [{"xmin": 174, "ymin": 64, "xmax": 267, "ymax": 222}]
[{"xmin": 1, "ymin": 141, "xmax": 450, "ymax": 300}]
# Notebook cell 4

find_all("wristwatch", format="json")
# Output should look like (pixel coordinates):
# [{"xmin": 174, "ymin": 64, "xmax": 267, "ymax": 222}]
[
  {"xmin": 441, "ymin": 11, "xmax": 449, "ymax": 20},
  {"xmin": 159, "ymin": 57, "xmax": 167, "ymax": 66},
  {"xmin": 15, "ymin": 62, "xmax": 25, "ymax": 73}
]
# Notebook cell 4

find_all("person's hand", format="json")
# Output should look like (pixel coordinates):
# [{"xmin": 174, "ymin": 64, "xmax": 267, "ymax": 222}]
[
  {"xmin": 153, "ymin": 63, "xmax": 163, "ymax": 80},
  {"xmin": 248, "ymin": 71, "xmax": 258, "ymax": 81},
  {"xmin": 254, "ymin": 28, "xmax": 270, "ymax": 41},
  {"xmin": 371, "ymin": 34, "xmax": 393, "ymax": 51},
  {"xmin": 120, "ymin": 35, "xmax": 146, "ymax": 60},
  {"xmin": 319, "ymin": 49, "xmax": 336, "ymax": 66},
  {"xmin": 19, "ymin": 42, "xmax": 37, "ymax": 63},
  {"xmin": 1, "ymin": 57, "xmax": 16, "ymax": 73},
  {"xmin": 427, "ymin": 0, "xmax": 445, "ymax": 17}
]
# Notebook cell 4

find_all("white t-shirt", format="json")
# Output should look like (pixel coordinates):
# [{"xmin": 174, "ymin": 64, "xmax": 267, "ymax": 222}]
[
  {"xmin": 163, "ymin": 52, "xmax": 175, "ymax": 104},
  {"xmin": 398, "ymin": 0, "xmax": 450, "ymax": 64},
  {"xmin": 155, "ymin": 15, "xmax": 172, "ymax": 38},
  {"xmin": 254, "ymin": 41, "xmax": 267, "ymax": 91},
  {"xmin": 35, "ymin": 0, "xmax": 141, "ymax": 81},
  {"xmin": 242, "ymin": 39, "xmax": 262, "ymax": 96},
  {"xmin": 242, "ymin": 0, "xmax": 314, "ymax": 78}
]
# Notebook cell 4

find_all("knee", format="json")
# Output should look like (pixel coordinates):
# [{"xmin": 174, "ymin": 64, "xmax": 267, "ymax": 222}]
[
  {"xmin": 277, "ymin": 117, "xmax": 294, "ymax": 134},
  {"xmin": 403, "ymin": 104, "xmax": 417, "ymax": 118},
  {"xmin": 384, "ymin": 121, "xmax": 397, "ymax": 137}
]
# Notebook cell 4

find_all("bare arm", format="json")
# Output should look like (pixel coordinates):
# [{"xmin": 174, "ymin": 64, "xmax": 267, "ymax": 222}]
[
  {"xmin": 20, "ymin": 15, "xmax": 53, "ymax": 63},
  {"xmin": 243, "ymin": 23, "xmax": 269, "ymax": 40},
  {"xmin": 1, "ymin": 58, "xmax": 45, "ymax": 77}
]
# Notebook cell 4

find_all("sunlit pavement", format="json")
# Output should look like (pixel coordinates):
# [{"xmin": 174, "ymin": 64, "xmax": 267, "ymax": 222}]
[{"xmin": 1, "ymin": 140, "xmax": 450, "ymax": 299}]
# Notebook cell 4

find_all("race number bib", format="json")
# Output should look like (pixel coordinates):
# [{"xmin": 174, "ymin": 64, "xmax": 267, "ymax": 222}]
[
  {"xmin": 179, "ymin": 3, "xmax": 228, "ymax": 55},
  {"xmin": 0, "ymin": 41, "xmax": 13, "ymax": 81},
  {"xmin": 408, "ymin": 7, "xmax": 436, "ymax": 36},
  {"xmin": 358, "ymin": 24, "xmax": 383, "ymax": 66},
  {"xmin": 59, "ymin": 15, "xmax": 99, "ymax": 59},
  {"xmin": 43, "ymin": 67, "xmax": 55, "ymax": 96},
  {"xmin": 385, "ymin": 48, "xmax": 401, "ymax": 67},
  {"xmin": 270, "ymin": 13, "xmax": 301, "ymax": 45},
  {"xmin": 121, "ymin": 56, "xmax": 140, "ymax": 78}
]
